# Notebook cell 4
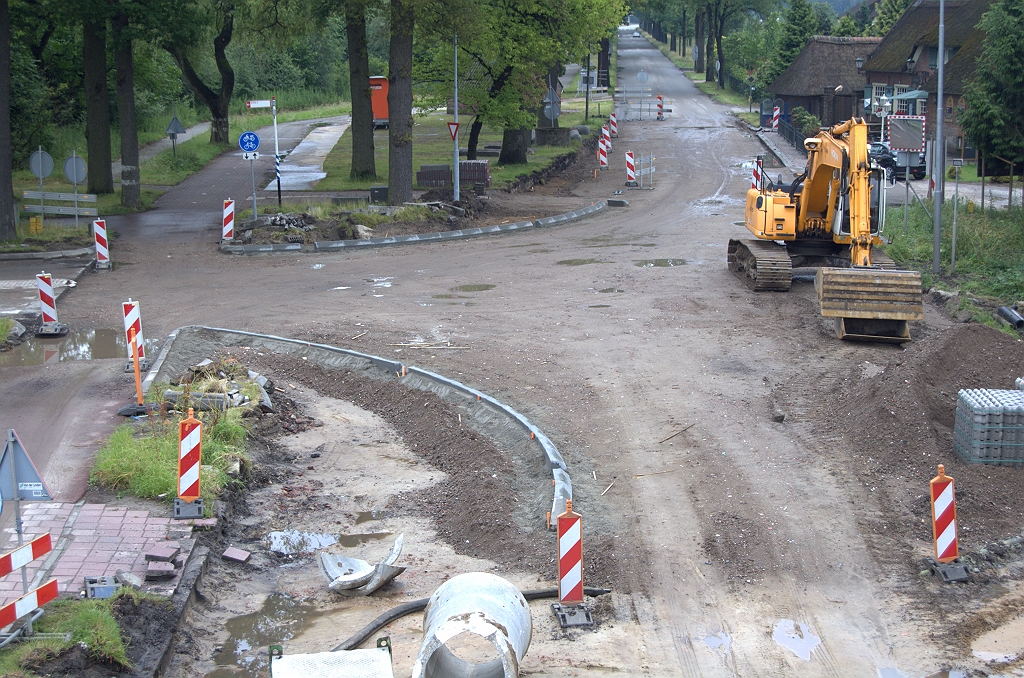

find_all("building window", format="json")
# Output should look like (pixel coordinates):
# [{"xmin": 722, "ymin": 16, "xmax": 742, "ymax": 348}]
[
  {"xmin": 895, "ymin": 85, "xmax": 909, "ymax": 114},
  {"xmin": 929, "ymin": 47, "xmax": 938, "ymax": 68}
]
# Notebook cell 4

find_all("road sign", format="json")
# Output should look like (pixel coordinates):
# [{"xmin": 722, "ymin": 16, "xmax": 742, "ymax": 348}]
[
  {"xmin": 29, "ymin": 150, "xmax": 53, "ymax": 179},
  {"xmin": 63, "ymin": 154, "xmax": 86, "ymax": 184},
  {"xmin": 542, "ymin": 102, "xmax": 561, "ymax": 121},
  {"xmin": 447, "ymin": 122, "xmax": 459, "ymax": 141},
  {"xmin": 952, "ymin": 158, "xmax": 963, "ymax": 167},
  {"xmin": 636, "ymin": 70, "xmax": 648, "ymax": 83},
  {"xmin": 0, "ymin": 431, "xmax": 53, "ymax": 501},
  {"xmin": 247, "ymin": 100, "xmax": 272, "ymax": 109},
  {"xmin": 239, "ymin": 131, "xmax": 260, "ymax": 152},
  {"xmin": 166, "ymin": 116, "xmax": 186, "ymax": 136},
  {"xmin": 243, "ymin": 151, "xmax": 260, "ymax": 160}
]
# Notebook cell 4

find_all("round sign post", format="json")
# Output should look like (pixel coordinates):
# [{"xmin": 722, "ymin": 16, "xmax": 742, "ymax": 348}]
[
  {"xmin": 636, "ymin": 70, "xmax": 648, "ymax": 119},
  {"xmin": 239, "ymin": 131, "xmax": 261, "ymax": 218},
  {"xmin": 63, "ymin": 152, "xmax": 88, "ymax": 230},
  {"xmin": 29, "ymin": 148, "xmax": 54, "ymax": 230}
]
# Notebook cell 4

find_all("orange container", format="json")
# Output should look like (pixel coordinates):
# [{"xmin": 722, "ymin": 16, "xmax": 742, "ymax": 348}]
[{"xmin": 369, "ymin": 76, "xmax": 389, "ymax": 128}]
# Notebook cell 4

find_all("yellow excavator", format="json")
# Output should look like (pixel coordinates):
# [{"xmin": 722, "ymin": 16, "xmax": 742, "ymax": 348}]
[{"xmin": 728, "ymin": 118, "xmax": 923, "ymax": 342}]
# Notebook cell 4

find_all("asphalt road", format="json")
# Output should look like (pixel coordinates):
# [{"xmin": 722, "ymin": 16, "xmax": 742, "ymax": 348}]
[{"xmin": 2, "ymin": 26, "xmax": 986, "ymax": 677}]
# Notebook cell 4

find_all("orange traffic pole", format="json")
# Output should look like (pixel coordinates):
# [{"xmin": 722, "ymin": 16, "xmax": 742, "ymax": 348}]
[{"xmin": 130, "ymin": 328, "xmax": 143, "ymax": 406}]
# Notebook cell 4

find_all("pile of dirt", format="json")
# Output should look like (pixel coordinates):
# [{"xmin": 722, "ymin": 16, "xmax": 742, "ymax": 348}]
[
  {"xmin": 820, "ymin": 323, "xmax": 1024, "ymax": 551},
  {"xmin": 506, "ymin": 138, "xmax": 599, "ymax": 195}
]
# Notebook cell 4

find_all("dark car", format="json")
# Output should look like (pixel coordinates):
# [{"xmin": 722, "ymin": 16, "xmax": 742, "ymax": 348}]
[{"xmin": 869, "ymin": 142, "xmax": 926, "ymax": 180}]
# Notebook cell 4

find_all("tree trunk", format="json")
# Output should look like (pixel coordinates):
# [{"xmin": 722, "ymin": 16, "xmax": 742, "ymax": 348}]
[
  {"xmin": 498, "ymin": 127, "xmax": 528, "ymax": 165},
  {"xmin": 0, "ymin": 0, "xmax": 15, "ymax": 242},
  {"xmin": 113, "ymin": 10, "xmax": 140, "ymax": 208},
  {"xmin": 704, "ymin": 6, "xmax": 715, "ymax": 82},
  {"xmin": 670, "ymin": 33, "xmax": 676, "ymax": 51},
  {"xmin": 598, "ymin": 37, "xmax": 610, "ymax": 87},
  {"xmin": 84, "ymin": 20, "xmax": 114, "ymax": 195},
  {"xmin": 695, "ymin": 11, "xmax": 704, "ymax": 73},
  {"xmin": 346, "ymin": 0, "xmax": 375, "ymax": 180},
  {"xmin": 467, "ymin": 118, "xmax": 483, "ymax": 160},
  {"xmin": 715, "ymin": 26, "xmax": 725, "ymax": 88},
  {"xmin": 165, "ymin": 12, "xmax": 234, "ymax": 144},
  {"xmin": 387, "ymin": 0, "xmax": 413, "ymax": 205},
  {"xmin": 681, "ymin": 9, "xmax": 687, "ymax": 52}
]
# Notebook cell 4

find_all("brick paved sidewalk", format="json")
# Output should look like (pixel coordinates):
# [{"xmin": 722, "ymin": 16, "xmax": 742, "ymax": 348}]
[{"xmin": 0, "ymin": 502, "xmax": 215, "ymax": 606}]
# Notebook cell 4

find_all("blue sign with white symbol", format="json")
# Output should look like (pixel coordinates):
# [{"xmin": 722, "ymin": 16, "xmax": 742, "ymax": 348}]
[{"xmin": 239, "ymin": 131, "xmax": 260, "ymax": 152}]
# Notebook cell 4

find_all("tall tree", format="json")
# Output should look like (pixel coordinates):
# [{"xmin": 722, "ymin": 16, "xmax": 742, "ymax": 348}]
[
  {"xmin": 0, "ymin": 0, "xmax": 15, "ymax": 242},
  {"xmin": 813, "ymin": 2, "xmax": 836, "ymax": 34},
  {"xmin": 345, "ymin": 0, "xmax": 375, "ymax": 180},
  {"xmin": 872, "ymin": 0, "xmax": 909, "ymax": 35},
  {"xmin": 960, "ymin": 0, "xmax": 1024, "ymax": 168},
  {"xmin": 387, "ymin": 0, "xmax": 413, "ymax": 204},
  {"xmin": 112, "ymin": 4, "xmax": 140, "ymax": 208},
  {"xmin": 83, "ymin": 18, "xmax": 114, "ymax": 194},
  {"xmin": 832, "ymin": 14, "xmax": 858, "ymax": 36}
]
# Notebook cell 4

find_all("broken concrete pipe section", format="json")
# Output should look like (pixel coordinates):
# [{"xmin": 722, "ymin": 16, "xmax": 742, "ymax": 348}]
[
  {"xmin": 412, "ymin": 572, "xmax": 532, "ymax": 678},
  {"xmin": 159, "ymin": 358, "xmax": 274, "ymax": 414},
  {"xmin": 317, "ymin": 534, "xmax": 405, "ymax": 596}
]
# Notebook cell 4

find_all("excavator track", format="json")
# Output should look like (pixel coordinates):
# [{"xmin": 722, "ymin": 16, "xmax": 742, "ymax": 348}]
[{"xmin": 727, "ymin": 239, "xmax": 792, "ymax": 291}]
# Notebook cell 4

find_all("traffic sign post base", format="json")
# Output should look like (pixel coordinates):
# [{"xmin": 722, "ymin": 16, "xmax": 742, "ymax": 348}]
[
  {"xmin": 35, "ymin": 323, "xmax": 68, "ymax": 338},
  {"xmin": 174, "ymin": 497, "xmax": 204, "ymax": 520},
  {"xmin": 926, "ymin": 557, "xmax": 970, "ymax": 583},
  {"xmin": 123, "ymin": 358, "xmax": 150, "ymax": 374},
  {"xmin": 551, "ymin": 602, "xmax": 594, "ymax": 628}
]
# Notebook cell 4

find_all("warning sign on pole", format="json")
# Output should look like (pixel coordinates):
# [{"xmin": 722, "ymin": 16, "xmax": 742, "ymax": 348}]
[{"xmin": 447, "ymin": 122, "xmax": 459, "ymax": 141}]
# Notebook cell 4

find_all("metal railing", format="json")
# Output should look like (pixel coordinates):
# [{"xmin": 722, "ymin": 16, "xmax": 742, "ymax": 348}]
[{"xmin": 778, "ymin": 119, "xmax": 808, "ymax": 157}]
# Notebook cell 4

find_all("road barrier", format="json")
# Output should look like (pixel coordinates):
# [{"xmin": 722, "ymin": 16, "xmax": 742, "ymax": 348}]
[
  {"xmin": 0, "ymin": 580, "xmax": 58, "ymax": 632},
  {"xmin": 93, "ymin": 219, "xmax": 110, "ymax": 270},
  {"xmin": 772, "ymin": 106, "xmax": 780, "ymax": 131},
  {"xmin": 175, "ymin": 408, "xmax": 204, "ymax": 519},
  {"xmin": 751, "ymin": 156, "xmax": 763, "ymax": 190},
  {"xmin": 930, "ymin": 464, "xmax": 958, "ymax": 563},
  {"xmin": 602, "ymin": 125, "xmax": 611, "ymax": 152},
  {"xmin": 0, "ymin": 535, "xmax": 51, "ymax": 580},
  {"xmin": 222, "ymin": 199, "xmax": 235, "ymax": 241},
  {"xmin": 657, "ymin": 94, "xmax": 664, "ymax": 121},
  {"xmin": 609, "ymin": 113, "xmax": 618, "ymax": 137},
  {"xmin": 122, "ymin": 299, "xmax": 148, "ymax": 371},
  {"xmin": 557, "ymin": 499, "xmax": 583, "ymax": 604},
  {"xmin": 36, "ymin": 274, "xmax": 56, "ymax": 324},
  {"xmin": 626, "ymin": 151, "xmax": 637, "ymax": 186},
  {"xmin": 598, "ymin": 138, "xmax": 608, "ymax": 170}
]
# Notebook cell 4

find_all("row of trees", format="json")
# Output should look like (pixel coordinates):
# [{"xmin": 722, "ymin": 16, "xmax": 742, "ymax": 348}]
[{"xmin": 0, "ymin": 0, "xmax": 625, "ymax": 241}]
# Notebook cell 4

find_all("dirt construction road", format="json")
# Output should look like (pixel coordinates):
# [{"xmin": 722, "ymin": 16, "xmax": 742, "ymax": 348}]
[{"xmin": 33, "ymin": 27, "xmax": 1024, "ymax": 678}]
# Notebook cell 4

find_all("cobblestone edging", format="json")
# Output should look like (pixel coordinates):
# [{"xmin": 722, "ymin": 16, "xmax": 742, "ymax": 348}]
[
  {"xmin": 146, "ymin": 325, "xmax": 572, "ymax": 530},
  {"xmin": 0, "ymin": 246, "xmax": 93, "ymax": 261},
  {"xmin": 218, "ymin": 201, "xmax": 608, "ymax": 255}
]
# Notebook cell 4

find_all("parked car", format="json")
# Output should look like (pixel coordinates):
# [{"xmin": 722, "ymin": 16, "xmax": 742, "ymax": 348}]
[
  {"xmin": 869, "ymin": 141, "xmax": 926, "ymax": 180},
  {"xmin": 632, "ymin": 31, "xmax": 640, "ymax": 37}
]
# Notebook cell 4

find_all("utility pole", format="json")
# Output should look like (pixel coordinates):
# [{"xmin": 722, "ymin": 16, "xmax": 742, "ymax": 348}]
[
  {"xmin": 932, "ymin": 0, "xmax": 945, "ymax": 275},
  {"xmin": 453, "ymin": 32, "xmax": 460, "ymax": 202}
]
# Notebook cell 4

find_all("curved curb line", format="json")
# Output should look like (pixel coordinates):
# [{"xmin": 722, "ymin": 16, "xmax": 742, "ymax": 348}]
[
  {"xmin": 0, "ymin": 247, "xmax": 93, "ymax": 261},
  {"xmin": 217, "ymin": 201, "xmax": 607, "ymax": 255},
  {"xmin": 145, "ymin": 325, "xmax": 571, "ymax": 529}
]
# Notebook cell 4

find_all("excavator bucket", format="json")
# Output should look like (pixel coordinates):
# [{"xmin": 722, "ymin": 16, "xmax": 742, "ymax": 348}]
[{"xmin": 815, "ymin": 267, "xmax": 923, "ymax": 343}]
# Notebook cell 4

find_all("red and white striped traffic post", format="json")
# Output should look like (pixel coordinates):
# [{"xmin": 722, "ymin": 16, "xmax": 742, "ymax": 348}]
[
  {"xmin": 0, "ymin": 535, "xmax": 51, "ymax": 580},
  {"xmin": 34, "ymin": 272, "xmax": 67, "ymax": 337},
  {"xmin": 626, "ymin": 151, "xmax": 637, "ymax": 187},
  {"xmin": 557, "ymin": 499, "xmax": 583, "ymax": 604},
  {"xmin": 609, "ymin": 112, "xmax": 618, "ymax": 137},
  {"xmin": 222, "ymin": 199, "xmax": 235, "ymax": 241},
  {"xmin": 598, "ymin": 138, "xmax": 608, "ymax": 170},
  {"xmin": 175, "ymin": 408, "xmax": 204, "ymax": 519},
  {"xmin": 36, "ymin": 273, "xmax": 57, "ymax": 325},
  {"xmin": 93, "ymin": 219, "xmax": 110, "ymax": 269},
  {"xmin": 772, "ymin": 106, "xmax": 780, "ymax": 131},
  {"xmin": 0, "ymin": 580, "xmax": 58, "ymax": 629},
  {"xmin": 602, "ymin": 125, "xmax": 611, "ymax": 151},
  {"xmin": 930, "ymin": 464, "xmax": 958, "ymax": 563},
  {"xmin": 657, "ymin": 94, "xmax": 664, "ymax": 121},
  {"xmin": 121, "ymin": 298, "xmax": 148, "ymax": 371},
  {"xmin": 0, "ymin": 533, "xmax": 56, "ymax": 636},
  {"xmin": 751, "ymin": 156, "xmax": 763, "ymax": 190}
]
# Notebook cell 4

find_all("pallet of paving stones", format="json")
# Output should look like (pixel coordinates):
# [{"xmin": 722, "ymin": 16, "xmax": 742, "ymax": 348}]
[{"xmin": 953, "ymin": 389, "xmax": 1024, "ymax": 465}]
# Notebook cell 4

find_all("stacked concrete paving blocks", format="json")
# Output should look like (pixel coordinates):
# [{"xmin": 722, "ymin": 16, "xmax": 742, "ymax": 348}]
[{"xmin": 953, "ymin": 389, "xmax": 1024, "ymax": 465}]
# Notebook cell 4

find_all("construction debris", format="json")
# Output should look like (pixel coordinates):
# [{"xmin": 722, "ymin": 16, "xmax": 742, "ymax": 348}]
[{"xmin": 317, "ymin": 534, "xmax": 406, "ymax": 596}]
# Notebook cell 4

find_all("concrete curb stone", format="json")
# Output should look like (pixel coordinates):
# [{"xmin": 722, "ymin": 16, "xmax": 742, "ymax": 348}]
[{"xmin": 0, "ymin": 247, "xmax": 93, "ymax": 261}]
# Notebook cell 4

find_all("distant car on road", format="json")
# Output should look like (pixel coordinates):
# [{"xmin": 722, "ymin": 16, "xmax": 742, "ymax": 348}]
[
  {"xmin": 869, "ymin": 141, "xmax": 926, "ymax": 180},
  {"xmin": 632, "ymin": 31, "xmax": 640, "ymax": 37}
]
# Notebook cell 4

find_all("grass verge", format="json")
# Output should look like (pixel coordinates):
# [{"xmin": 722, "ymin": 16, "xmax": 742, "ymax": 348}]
[
  {"xmin": 883, "ymin": 203, "xmax": 1024, "ymax": 328},
  {"xmin": 318, "ymin": 114, "xmax": 581, "ymax": 191},
  {"xmin": 640, "ymin": 30, "xmax": 695, "ymax": 72},
  {"xmin": 0, "ymin": 317, "xmax": 13, "ymax": 339},
  {"xmin": 91, "ymin": 406, "xmax": 249, "ymax": 516},
  {"xmin": 0, "ymin": 589, "xmax": 166, "ymax": 675}
]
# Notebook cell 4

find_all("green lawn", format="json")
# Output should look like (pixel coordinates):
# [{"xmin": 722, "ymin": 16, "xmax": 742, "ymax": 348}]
[{"xmin": 318, "ymin": 114, "xmax": 582, "ymax": 191}]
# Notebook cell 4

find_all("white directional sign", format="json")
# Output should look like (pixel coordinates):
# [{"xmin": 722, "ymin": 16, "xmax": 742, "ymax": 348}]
[
  {"xmin": 243, "ymin": 151, "xmax": 260, "ymax": 160},
  {"xmin": 247, "ymin": 100, "xmax": 272, "ymax": 109},
  {"xmin": 239, "ymin": 131, "xmax": 260, "ymax": 152}
]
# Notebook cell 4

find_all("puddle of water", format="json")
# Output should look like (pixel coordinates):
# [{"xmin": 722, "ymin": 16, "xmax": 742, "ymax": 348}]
[
  {"xmin": 332, "ymin": 286, "xmax": 351, "ymax": 290},
  {"xmin": 455, "ymin": 284, "xmax": 495, "ymax": 292},
  {"xmin": 0, "ymin": 329, "xmax": 153, "ymax": 367},
  {"xmin": 772, "ymin": 619, "xmax": 821, "ymax": 660},
  {"xmin": 589, "ymin": 304, "xmax": 611, "ymax": 308},
  {"xmin": 634, "ymin": 258, "xmax": 686, "ymax": 267},
  {"xmin": 981, "ymin": 582, "xmax": 1011, "ymax": 603},
  {"xmin": 557, "ymin": 259, "xmax": 604, "ymax": 266},
  {"xmin": 311, "ymin": 263, "xmax": 325, "ymax": 270},
  {"xmin": 267, "ymin": 529, "xmax": 392, "ymax": 554},
  {"xmin": 432, "ymin": 294, "xmax": 453, "ymax": 299},
  {"xmin": 364, "ymin": 277, "xmax": 392, "ymax": 288},
  {"xmin": 336, "ymin": 532, "xmax": 392, "ymax": 547},
  {"xmin": 703, "ymin": 632, "xmax": 731, "ymax": 652},
  {"xmin": 527, "ymin": 248, "xmax": 552, "ymax": 253},
  {"xmin": 971, "ymin": 613, "xmax": 1024, "ymax": 663},
  {"xmin": 354, "ymin": 510, "xmax": 386, "ymax": 525},
  {"xmin": 599, "ymin": 288, "xmax": 624, "ymax": 293},
  {"xmin": 208, "ymin": 593, "xmax": 326, "ymax": 677}
]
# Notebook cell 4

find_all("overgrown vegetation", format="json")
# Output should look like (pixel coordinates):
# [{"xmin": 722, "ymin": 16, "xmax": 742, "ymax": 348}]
[
  {"xmin": 0, "ymin": 589, "xmax": 167, "ymax": 675},
  {"xmin": 789, "ymin": 106, "xmax": 823, "ymax": 136},
  {"xmin": 883, "ymin": 204, "xmax": 1024, "ymax": 325},
  {"xmin": 0, "ymin": 318, "xmax": 13, "ymax": 340}
]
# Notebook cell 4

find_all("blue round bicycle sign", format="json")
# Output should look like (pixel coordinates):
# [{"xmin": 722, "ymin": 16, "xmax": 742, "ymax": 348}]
[{"xmin": 239, "ymin": 131, "xmax": 260, "ymax": 152}]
